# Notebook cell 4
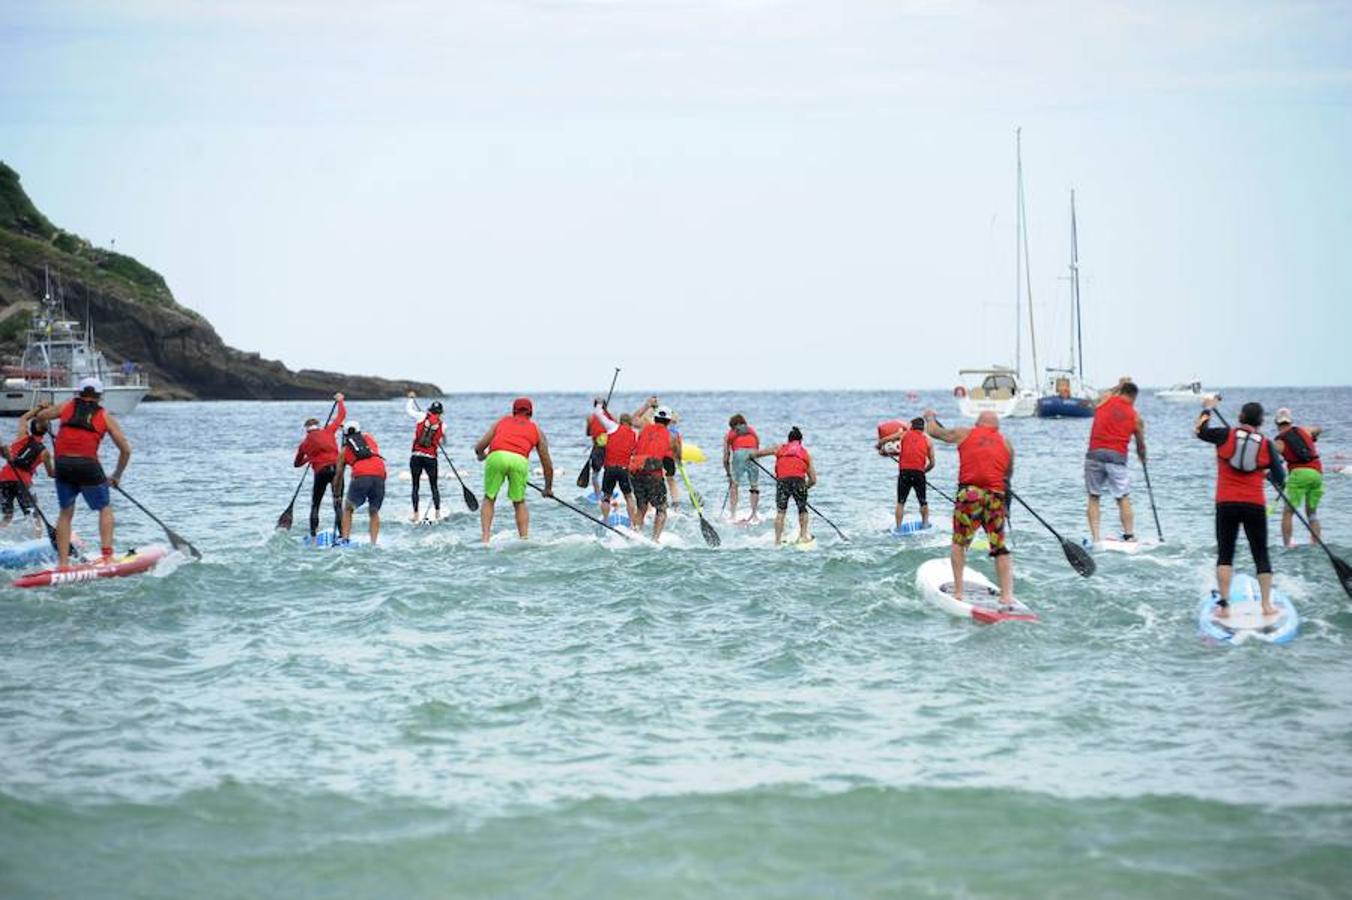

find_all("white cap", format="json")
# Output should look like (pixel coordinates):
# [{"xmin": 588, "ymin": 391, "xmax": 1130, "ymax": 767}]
[
  {"xmin": 77, "ymin": 377, "xmax": 103, "ymax": 395},
  {"xmin": 654, "ymin": 406, "xmax": 673, "ymax": 422},
  {"xmin": 345, "ymin": 420, "xmax": 361, "ymax": 434}
]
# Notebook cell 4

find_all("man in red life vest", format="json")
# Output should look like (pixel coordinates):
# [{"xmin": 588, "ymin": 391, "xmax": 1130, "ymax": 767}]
[
  {"xmin": 0, "ymin": 406, "xmax": 55, "ymax": 530},
  {"xmin": 753, "ymin": 426, "xmax": 819, "ymax": 546},
  {"xmin": 1196, "ymin": 398, "xmax": 1286, "ymax": 618},
  {"xmin": 584, "ymin": 397, "xmax": 610, "ymax": 499},
  {"xmin": 1085, "ymin": 379, "xmax": 1147, "ymax": 547},
  {"xmin": 1273, "ymin": 407, "xmax": 1324, "ymax": 549},
  {"xmin": 876, "ymin": 416, "xmax": 935, "ymax": 530},
  {"xmin": 334, "ymin": 420, "xmax": 387, "ymax": 545},
  {"xmin": 474, "ymin": 397, "xmax": 554, "ymax": 543},
  {"xmin": 34, "ymin": 377, "xmax": 133, "ymax": 566},
  {"xmin": 629, "ymin": 405, "xmax": 677, "ymax": 540},
  {"xmin": 924, "ymin": 409, "xmax": 1017, "ymax": 607},
  {"xmin": 723, "ymin": 413, "xmax": 761, "ymax": 523},
  {"xmin": 405, "ymin": 391, "xmax": 445, "ymax": 523},
  {"xmin": 293, "ymin": 392, "xmax": 346, "ymax": 537},
  {"xmin": 592, "ymin": 406, "xmax": 640, "ymax": 526}
]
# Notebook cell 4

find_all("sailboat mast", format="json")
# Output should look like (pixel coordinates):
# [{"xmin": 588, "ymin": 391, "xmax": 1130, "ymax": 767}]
[
  {"xmin": 1014, "ymin": 128, "xmax": 1023, "ymax": 380},
  {"xmin": 1071, "ymin": 189, "xmax": 1084, "ymax": 381},
  {"xmin": 1018, "ymin": 133, "xmax": 1040, "ymax": 385}
]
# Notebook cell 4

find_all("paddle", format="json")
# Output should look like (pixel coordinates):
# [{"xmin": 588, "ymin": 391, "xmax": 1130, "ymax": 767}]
[
  {"xmin": 576, "ymin": 368, "xmax": 621, "ymax": 490},
  {"xmin": 677, "ymin": 461, "xmax": 721, "ymax": 547},
  {"xmin": 924, "ymin": 479, "xmax": 955, "ymax": 506},
  {"xmin": 1210, "ymin": 408, "xmax": 1352, "ymax": 599},
  {"xmin": 751, "ymin": 459, "xmax": 849, "ymax": 542},
  {"xmin": 113, "ymin": 485, "xmax": 201, "ymax": 559},
  {"xmin": 1007, "ymin": 489, "xmax": 1096, "ymax": 577},
  {"xmin": 276, "ymin": 399, "xmax": 338, "ymax": 530},
  {"xmin": 1141, "ymin": 458, "xmax": 1164, "ymax": 542},
  {"xmin": 528, "ymin": 481, "xmax": 638, "ymax": 542},
  {"xmin": 409, "ymin": 398, "xmax": 479, "ymax": 512}
]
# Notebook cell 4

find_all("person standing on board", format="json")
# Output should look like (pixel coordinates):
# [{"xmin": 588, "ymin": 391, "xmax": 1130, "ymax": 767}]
[
  {"xmin": 474, "ymin": 397, "xmax": 554, "ymax": 543},
  {"xmin": 404, "ymin": 392, "xmax": 445, "ymax": 523},
  {"xmin": 584, "ymin": 397, "xmax": 610, "ymax": 499},
  {"xmin": 1272, "ymin": 407, "xmax": 1323, "ymax": 549},
  {"xmin": 876, "ymin": 417, "xmax": 935, "ymax": 530},
  {"xmin": 753, "ymin": 426, "xmax": 819, "ymax": 546},
  {"xmin": 293, "ymin": 392, "xmax": 346, "ymax": 537},
  {"xmin": 335, "ymin": 421, "xmax": 387, "ymax": 545},
  {"xmin": 1195, "ymin": 398, "xmax": 1285, "ymax": 618},
  {"xmin": 923, "ymin": 409, "xmax": 1016, "ymax": 607},
  {"xmin": 1085, "ymin": 379, "xmax": 1147, "ymax": 547},
  {"xmin": 592, "ymin": 406, "xmax": 640, "ymax": 526},
  {"xmin": 0, "ymin": 407, "xmax": 55, "ymax": 529},
  {"xmin": 34, "ymin": 378, "xmax": 132, "ymax": 566},
  {"xmin": 664, "ymin": 410, "xmax": 685, "ymax": 512},
  {"xmin": 723, "ymin": 414, "xmax": 761, "ymax": 523},
  {"xmin": 629, "ymin": 405, "xmax": 676, "ymax": 541}
]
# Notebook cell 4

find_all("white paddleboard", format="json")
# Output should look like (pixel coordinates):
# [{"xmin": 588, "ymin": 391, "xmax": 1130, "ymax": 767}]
[
  {"xmin": 1197, "ymin": 573, "xmax": 1298, "ymax": 645},
  {"xmin": 915, "ymin": 558, "xmax": 1036, "ymax": 623}
]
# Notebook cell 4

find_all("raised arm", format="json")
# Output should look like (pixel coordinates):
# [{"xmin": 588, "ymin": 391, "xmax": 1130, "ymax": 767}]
[
  {"xmin": 922, "ymin": 409, "xmax": 968, "ymax": 445},
  {"xmin": 326, "ymin": 394, "xmax": 347, "ymax": 434},
  {"xmin": 405, "ymin": 393, "xmax": 423, "ymax": 421},
  {"xmin": 16, "ymin": 407, "xmax": 36, "ymax": 440}
]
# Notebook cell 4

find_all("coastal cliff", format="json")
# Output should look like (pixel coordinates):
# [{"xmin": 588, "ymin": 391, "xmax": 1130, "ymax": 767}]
[{"xmin": 0, "ymin": 162, "xmax": 441, "ymax": 401}]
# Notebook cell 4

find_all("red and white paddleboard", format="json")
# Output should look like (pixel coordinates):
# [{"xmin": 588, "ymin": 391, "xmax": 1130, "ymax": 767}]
[
  {"xmin": 916, "ymin": 558, "xmax": 1037, "ymax": 624},
  {"xmin": 12, "ymin": 545, "xmax": 169, "ymax": 589}
]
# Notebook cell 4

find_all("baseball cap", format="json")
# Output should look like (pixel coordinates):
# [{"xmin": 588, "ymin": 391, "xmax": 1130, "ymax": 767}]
[
  {"xmin": 77, "ymin": 377, "xmax": 103, "ymax": 396},
  {"xmin": 513, "ymin": 397, "xmax": 534, "ymax": 415},
  {"xmin": 1274, "ymin": 407, "xmax": 1293, "ymax": 425},
  {"xmin": 654, "ymin": 406, "xmax": 672, "ymax": 422}
]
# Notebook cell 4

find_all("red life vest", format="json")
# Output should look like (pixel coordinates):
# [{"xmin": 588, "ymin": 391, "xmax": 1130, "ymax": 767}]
[
  {"xmin": 412, "ymin": 414, "xmax": 443, "ymax": 455},
  {"xmin": 898, "ymin": 429, "xmax": 929, "ymax": 472},
  {"xmin": 877, "ymin": 419, "xmax": 906, "ymax": 441},
  {"xmin": 54, "ymin": 398, "xmax": 107, "ymax": 460},
  {"xmin": 587, "ymin": 414, "xmax": 607, "ymax": 445},
  {"xmin": 775, "ymin": 441, "xmax": 811, "ymax": 479},
  {"xmin": 629, "ymin": 423, "xmax": 672, "ymax": 474},
  {"xmin": 489, "ymin": 415, "xmax": 540, "ymax": 458},
  {"xmin": 0, "ymin": 435, "xmax": 45, "ymax": 486},
  {"xmin": 603, "ymin": 425, "xmax": 638, "ymax": 468},
  {"xmin": 1279, "ymin": 426, "xmax": 1322, "ymax": 473},
  {"xmin": 344, "ymin": 432, "xmax": 387, "ymax": 479},
  {"xmin": 957, "ymin": 425, "xmax": 1010, "ymax": 491},
  {"xmin": 726, "ymin": 425, "xmax": 759, "ymax": 451},
  {"xmin": 1215, "ymin": 426, "xmax": 1272, "ymax": 505},
  {"xmin": 1088, "ymin": 395, "xmax": 1137, "ymax": 456}
]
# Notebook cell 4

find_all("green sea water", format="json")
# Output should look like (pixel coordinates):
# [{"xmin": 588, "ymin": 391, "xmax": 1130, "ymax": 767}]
[{"xmin": 1, "ymin": 389, "xmax": 1349, "ymax": 898}]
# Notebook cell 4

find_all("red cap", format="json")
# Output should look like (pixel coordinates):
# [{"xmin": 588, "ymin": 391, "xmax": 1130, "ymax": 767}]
[{"xmin": 512, "ymin": 397, "xmax": 533, "ymax": 415}]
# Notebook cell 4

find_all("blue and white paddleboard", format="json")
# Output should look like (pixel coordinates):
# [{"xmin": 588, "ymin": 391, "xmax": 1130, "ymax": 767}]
[
  {"xmin": 1197, "ymin": 574, "xmax": 1298, "ymax": 645},
  {"xmin": 0, "ymin": 537, "xmax": 56, "ymax": 569},
  {"xmin": 302, "ymin": 529, "xmax": 371, "ymax": 548},
  {"xmin": 579, "ymin": 490, "xmax": 622, "ymax": 505},
  {"xmin": 887, "ymin": 520, "xmax": 937, "ymax": 537},
  {"xmin": 604, "ymin": 513, "xmax": 631, "ymax": 528}
]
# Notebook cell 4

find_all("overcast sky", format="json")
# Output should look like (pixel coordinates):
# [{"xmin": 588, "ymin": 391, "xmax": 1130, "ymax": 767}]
[{"xmin": 3, "ymin": 0, "xmax": 1349, "ymax": 392}]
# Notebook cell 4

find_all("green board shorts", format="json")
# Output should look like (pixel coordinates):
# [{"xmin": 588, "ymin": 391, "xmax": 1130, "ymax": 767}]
[
  {"xmin": 483, "ymin": 450, "xmax": 530, "ymax": 503},
  {"xmin": 1284, "ymin": 466, "xmax": 1324, "ymax": 512}
]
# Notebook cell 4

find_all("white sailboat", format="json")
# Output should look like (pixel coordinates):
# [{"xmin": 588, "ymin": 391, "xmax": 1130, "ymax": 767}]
[
  {"xmin": 955, "ymin": 127, "xmax": 1039, "ymax": 419},
  {"xmin": 1036, "ymin": 189, "xmax": 1096, "ymax": 418}
]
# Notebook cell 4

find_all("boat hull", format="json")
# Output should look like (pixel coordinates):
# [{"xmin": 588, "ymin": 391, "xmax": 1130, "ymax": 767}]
[
  {"xmin": 0, "ymin": 384, "xmax": 148, "ymax": 417},
  {"xmin": 1036, "ymin": 395, "xmax": 1094, "ymax": 418},
  {"xmin": 957, "ymin": 389, "xmax": 1038, "ymax": 419}
]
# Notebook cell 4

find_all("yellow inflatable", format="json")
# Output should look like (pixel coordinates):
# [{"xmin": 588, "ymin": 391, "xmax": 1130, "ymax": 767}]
[{"xmin": 681, "ymin": 440, "xmax": 707, "ymax": 463}]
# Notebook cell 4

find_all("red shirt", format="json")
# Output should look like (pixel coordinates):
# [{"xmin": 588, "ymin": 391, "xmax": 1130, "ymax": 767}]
[
  {"xmin": 1215, "ymin": 427, "xmax": 1272, "ymax": 506},
  {"xmin": 726, "ymin": 426, "xmax": 759, "ymax": 451},
  {"xmin": 343, "ymin": 433, "xmax": 387, "ymax": 479},
  {"xmin": 898, "ymin": 429, "xmax": 929, "ymax": 472},
  {"xmin": 587, "ymin": 414, "xmax": 607, "ymax": 445},
  {"xmin": 775, "ymin": 442, "xmax": 811, "ymax": 479},
  {"xmin": 0, "ymin": 436, "xmax": 45, "ymax": 486},
  {"xmin": 412, "ymin": 414, "xmax": 444, "ymax": 457},
  {"xmin": 294, "ymin": 400, "xmax": 347, "ymax": 472},
  {"xmin": 958, "ymin": 425, "xmax": 1010, "ymax": 491},
  {"xmin": 1089, "ymin": 395, "xmax": 1137, "ymax": 457},
  {"xmin": 603, "ymin": 425, "xmax": 638, "ymax": 468},
  {"xmin": 489, "ymin": 415, "xmax": 540, "ymax": 458},
  {"xmin": 53, "ymin": 399, "xmax": 107, "ymax": 460},
  {"xmin": 630, "ymin": 423, "xmax": 672, "ymax": 474},
  {"xmin": 1278, "ymin": 426, "xmax": 1322, "ymax": 473}
]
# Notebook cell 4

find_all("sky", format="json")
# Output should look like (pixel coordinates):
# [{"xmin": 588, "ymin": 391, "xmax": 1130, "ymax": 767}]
[{"xmin": 2, "ymin": 0, "xmax": 1349, "ymax": 392}]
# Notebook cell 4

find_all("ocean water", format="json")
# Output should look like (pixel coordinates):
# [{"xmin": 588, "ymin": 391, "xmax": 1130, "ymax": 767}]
[{"xmin": 1, "ymin": 388, "xmax": 1350, "ymax": 899}]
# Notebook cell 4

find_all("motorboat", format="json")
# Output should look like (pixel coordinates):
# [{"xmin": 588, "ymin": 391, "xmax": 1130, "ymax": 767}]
[{"xmin": 1155, "ymin": 381, "xmax": 1217, "ymax": 404}]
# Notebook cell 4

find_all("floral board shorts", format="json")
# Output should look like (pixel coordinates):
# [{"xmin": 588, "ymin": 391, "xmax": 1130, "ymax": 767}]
[{"xmin": 952, "ymin": 485, "xmax": 1009, "ymax": 556}]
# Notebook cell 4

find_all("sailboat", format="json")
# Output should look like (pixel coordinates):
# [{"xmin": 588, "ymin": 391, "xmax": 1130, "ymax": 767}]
[
  {"xmin": 1036, "ymin": 190, "xmax": 1096, "ymax": 419},
  {"xmin": 955, "ymin": 127, "xmax": 1039, "ymax": 419}
]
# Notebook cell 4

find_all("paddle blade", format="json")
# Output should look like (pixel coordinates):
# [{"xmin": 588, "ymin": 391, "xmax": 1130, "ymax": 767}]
[
  {"xmin": 462, "ymin": 485, "xmax": 480, "ymax": 512},
  {"xmin": 575, "ymin": 459, "xmax": 591, "ymax": 489},
  {"xmin": 1333, "ymin": 554, "xmax": 1352, "ymax": 599},
  {"xmin": 169, "ymin": 530, "xmax": 202, "ymax": 560},
  {"xmin": 276, "ymin": 503, "xmax": 295, "ymax": 530},
  {"xmin": 1062, "ymin": 538, "xmax": 1096, "ymax": 577},
  {"xmin": 698, "ymin": 514, "xmax": 721, "ymax": 548}
]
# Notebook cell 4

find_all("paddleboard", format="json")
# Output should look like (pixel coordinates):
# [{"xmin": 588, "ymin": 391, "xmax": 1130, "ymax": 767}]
[
  {"xmin": 1081, "ymin": 537, "xmax": 1154, "ymax": 554},
  {"xmin": 729, "ymin": 515, "xmax": 763, "ymax": 528},
  {"xmin": 778, "ymin": 536, "xmax": 817, "ymax": 551},
  {"xmin": 302, "ymin": 529, "xmax": 372, "ymax": 548},
  {"xmin": 1197, "ymin": 574, "xmax": 1298, "ymax": 645},
  {"xmin": 0, "ymin": 537, "xmax": 56, "ymax": 569},
  {"xmin": 915, "ymin": 557, "xmax": 1036, "ymax": 623},
  {"xmin": 888, "ymin": 520, "xmax": 937, "ymax": 538},
  {"xmin": 604, "ymin": 513, "xmax": 631, "ymax": 528},
  {"xmin": 13, "ymin": 545, "xmax": 169, "ymax": 589},
  {"xmin": 579, "ymin": 490, "xmax": 622, "ymax": 505}
]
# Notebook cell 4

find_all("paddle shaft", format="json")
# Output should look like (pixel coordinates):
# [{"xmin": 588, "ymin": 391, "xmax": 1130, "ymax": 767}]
[
  {"xmin": 577, "ymin": 368, "xmax": 621, "ymax": 488},
  {"xmin": 528, "ymin": 481, "xmax": 637, "ymax": 541},
  {"xmin": 113, "ymin": 484, "xmax": 201, "ymax": 559},
  {"xmin": 1007, "ymin": 489, "xmax": 1070, "ymax": 543},
  {"xmin": 1141, "ymin": 458, "xmax": 1164, "ymax": 542},
  {"xmin": 678, "ymin": 461, "xmax": 721, "ymax": 546},
  {"xmin": 751, "ymin": 459, "xmax": 848, "ymax": 541}
]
